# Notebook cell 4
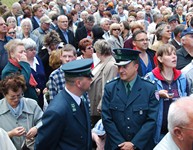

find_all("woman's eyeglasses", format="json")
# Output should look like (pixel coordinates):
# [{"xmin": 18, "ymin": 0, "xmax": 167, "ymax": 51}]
[
  {"xmin": 27, "ymin": 48, "xmax": 36, "ymax": 52},
  {"xmin": 8, "ymin": 31, "xmax": 16, "ymax": 34},
  {"xmin": 7, "ymin": 93, "xmax": 24, "ymax": 101},
  {"xmin": 112, "ymin": 28, "xmax": 120, "ymax": 31}
]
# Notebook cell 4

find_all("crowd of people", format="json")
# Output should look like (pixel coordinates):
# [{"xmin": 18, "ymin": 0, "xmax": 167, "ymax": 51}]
[{"xmin": 1, "ymin": 0, "xmax": 193, "ymax": 149}]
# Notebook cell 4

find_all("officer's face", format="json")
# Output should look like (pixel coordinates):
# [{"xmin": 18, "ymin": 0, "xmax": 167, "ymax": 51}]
[
  {"xmin": 118, "ymin": 61, "xmax": 138, "ymax": 82},
  {"xmin": 78, "ymin": 77, "xmax": 92, "ymax": 92}
]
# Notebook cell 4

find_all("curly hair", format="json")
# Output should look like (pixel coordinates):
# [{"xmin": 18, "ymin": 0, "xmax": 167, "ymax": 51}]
[
  {"xmin": 0, "ymin": 73, "xmax": 27, "ymax": 95},
  {"xmin": 43, "ymin": 30, "xmax": 61, "ymax": 47}
]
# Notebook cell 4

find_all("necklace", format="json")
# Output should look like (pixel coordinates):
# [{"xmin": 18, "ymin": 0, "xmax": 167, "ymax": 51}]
[{"xmin": 161, "ymin": 72, "xmax": 174, "ymax": 84}]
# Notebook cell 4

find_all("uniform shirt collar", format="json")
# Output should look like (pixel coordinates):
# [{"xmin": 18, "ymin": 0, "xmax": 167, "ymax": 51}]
[{"xmin": 65, "ymin": 86, "xmax": 81, "ymax": 105}]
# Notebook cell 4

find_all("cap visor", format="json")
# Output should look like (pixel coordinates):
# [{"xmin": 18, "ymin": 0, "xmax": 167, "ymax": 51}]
[{"xmin": 115, "ymin": 60, "xmax": 132, "ymax": 66}]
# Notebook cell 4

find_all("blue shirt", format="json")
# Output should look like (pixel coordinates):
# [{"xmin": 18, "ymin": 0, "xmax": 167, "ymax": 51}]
[{"xmin": 140, "ymin": 56, "xmax": 153, "ymax": 76}]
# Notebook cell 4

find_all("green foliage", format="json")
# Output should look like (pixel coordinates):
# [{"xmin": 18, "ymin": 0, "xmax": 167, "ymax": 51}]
[{"xmin": 1, "ymin": 0, "xmax": 16, "ymax": 8}]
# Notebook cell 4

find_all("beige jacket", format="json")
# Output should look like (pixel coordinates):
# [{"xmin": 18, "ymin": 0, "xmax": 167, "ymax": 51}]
[{"xmin": 88, "ymin": 55, "xmax": 118, "ymax": 116}]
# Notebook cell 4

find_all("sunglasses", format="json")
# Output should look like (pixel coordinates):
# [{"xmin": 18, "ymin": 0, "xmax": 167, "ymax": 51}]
[
  {"xmin": 8, "ymin": 31, "xmax": 16, "ymax": 34},
  {"xmin": 112, "ymin": 28, "xmax": 120, "ymax": 31}
]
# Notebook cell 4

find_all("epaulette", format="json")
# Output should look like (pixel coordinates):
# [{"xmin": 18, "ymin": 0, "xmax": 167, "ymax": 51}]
[
  {"xmin": 106, "ymin": 76, "xmax": 120, "ymax": 84},
  {"xmin": 141, "ymin": 76, "xmax": 155, "ymax": 84}
]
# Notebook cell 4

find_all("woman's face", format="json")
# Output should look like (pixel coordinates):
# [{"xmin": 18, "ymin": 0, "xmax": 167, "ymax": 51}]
[
  {"xmin": 26, "ymin": 47, "xmax": 36, "ymax": 60},
  {"xmin": 158, "ymin": 49, "xmax": 177, "ymax": 69},
  {"xmin": 162, "ymin": 25, "xmax": 171, "ymax": 40},
  {"xmin": 11, "ymin": 45, "xmax": 26, "ymax": 61},
  {"xmin": 7, "ymin": 19, "xmax": 16, "ymax": 28},
  {"xmin": 82, "ymin": 45, "xmax": 93, "ymax": 58},
  {"xmin": 112, "ymin": 27, "xmax": 121, "ymax": 38},
  {"xmin": 5, "ymin": 88, "xmax": 23, "ymax": 108},
  {"xmin": 7, "ymin": 28, "xmax": 16, "ymax": 39},
  {"xmin": 22, "ymin": 22, "xmax": 31, "ymax": 34}
]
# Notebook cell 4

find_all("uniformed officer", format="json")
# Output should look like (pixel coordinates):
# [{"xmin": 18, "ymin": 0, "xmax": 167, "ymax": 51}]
[
  {"xmin": 35, "ymin": 59, "xmax": 93, "ymax": 150},
  {"xmin": 102, "ymin": 48, "xmax": 159, "ymax": 150}
]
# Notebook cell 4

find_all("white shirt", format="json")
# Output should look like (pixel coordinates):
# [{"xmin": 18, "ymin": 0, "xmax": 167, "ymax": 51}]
[
  {"xmin": 153, "ymin": 132, "xmax": 180, "ymax": 150},
  {"xmin": 65, "ymin": 86, "xmax": 81, "ymax": 105}
]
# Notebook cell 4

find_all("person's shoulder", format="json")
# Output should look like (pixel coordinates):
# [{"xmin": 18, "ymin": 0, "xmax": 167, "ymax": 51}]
[
  {"xmin": 106, "ymin": 76, "xmax": 120, "ymax": 85},
  {"xmin": 50, "ymin": 67, "xmax": 62, "ymax": 77},
  {"xmin": 140, "ymin": 76, "xmax": 155, "ymax": 85},
  {"xmin": 176, "ymin": 47, "xmax": 184, "ymax": 55}
]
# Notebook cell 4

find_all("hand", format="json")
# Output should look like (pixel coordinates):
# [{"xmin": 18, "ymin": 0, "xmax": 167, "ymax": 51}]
[
  {"xmin": 97, "ymin": 108, "xmax": 101, "ymax": 113},
  {"xmin": 17, "ymin": 54, "xmax": 28, "ymax": 63},
  {"xmin": 26, "ymin": 127, "xmax": 37, "ymax": 139},
  {"xmin": 8, "ymin": 126, "xmax": 26, "ymax": 137},
  {"xmin": 92, "ymin": 132, "xmax": 105, "ymax": 150},
  {"xmin": 118, "ymin": 142, "xmax": 134, "ymax": 150},
  {"xmin": 159, "ymin": 90, "xmax": 169, "ymax": 98},
  {"xmin": 43, "ymin": 88, "xmax": 48, "ymax": 94},
  {"xmin": 36, "ymin": 88, "xmax": 41, "ymax": 95}
]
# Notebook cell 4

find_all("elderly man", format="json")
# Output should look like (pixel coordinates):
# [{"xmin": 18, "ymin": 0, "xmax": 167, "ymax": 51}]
[
  {"xmin": 102, "ymin": 48, "xmax": 159, "ymax": 150},
  {"xmin": 32, "ymin": 15, "xmax": 52, "ymax": 50},
  {"xmin": 176, "ymin": 27, "xmax": 193, "ymax": 69},
  {"xmin": 154, "ymin": 97, "xmax": 193, "ymax": 150},
  {"xmin": 56, "ymin": 15, "xmax": 76, "ymax": 47},
  {"xmin": 35, "ymin": 59, "xmax": 93, "ymax": 150},
  {"xmin": 100, "ymin": 18, "xmax": 111, "ymax": 40}
]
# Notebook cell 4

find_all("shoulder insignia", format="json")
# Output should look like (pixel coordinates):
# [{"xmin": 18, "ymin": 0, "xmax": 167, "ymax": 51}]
[
  {"xmin": 141, "ymin": 76, "xmax": 155, "ymax": 84},
  {"xmin": 107, "ymin": 76, "xmax": 120, "ymax": 83}
]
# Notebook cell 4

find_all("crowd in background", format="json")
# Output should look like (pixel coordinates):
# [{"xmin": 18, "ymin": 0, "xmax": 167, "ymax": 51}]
[{"xmin": 1, "ymin": 0, "xmax": 193, "ymax": 149}]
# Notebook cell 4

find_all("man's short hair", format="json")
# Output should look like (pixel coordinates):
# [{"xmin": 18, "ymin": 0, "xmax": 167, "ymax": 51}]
[{"xmin": 168, "ymin": 97, "xmax": 193, "ymax": 134}]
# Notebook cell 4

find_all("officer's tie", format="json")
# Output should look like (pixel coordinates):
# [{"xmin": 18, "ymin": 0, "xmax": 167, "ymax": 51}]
[
  {"xmin": 127, "ymin": 83, "xmax": 131, "ymax": 95},
  {"xmin": 80, "ymin": 98, "xmax": 86, "ymax": 116}
]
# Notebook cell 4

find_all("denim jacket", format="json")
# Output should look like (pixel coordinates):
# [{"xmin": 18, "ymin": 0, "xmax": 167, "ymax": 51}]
[{"xmin": 146, "ymin": 71, "xmax": 187, "ymax": 144}]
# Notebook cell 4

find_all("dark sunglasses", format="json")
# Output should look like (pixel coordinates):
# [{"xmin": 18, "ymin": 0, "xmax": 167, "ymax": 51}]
[
  {"xmin": 112, "ymin": 28, "xmax": 120, "ymax": 31},
  {"xmin": 8, "ymin": 31, "xmax": 16, "ymax": 34}
]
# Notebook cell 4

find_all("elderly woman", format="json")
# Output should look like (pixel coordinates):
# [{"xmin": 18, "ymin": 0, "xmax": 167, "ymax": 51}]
[
  {"xmin": 38, "ymin": 30, "xmax": 63, "ymax": 81},
  {"xmin": 146, "ymin": 43, "xmax": 188, "ymax": 144},
  {"xmin": 22, "ymin": 38, "xmax": 46, "ymax": 109},
  {"xmin": 6, "ymin": 16, "xmax": 21, "ymax": 33},
  {"xmin": 150, "ymin": 23, "xmax": 171, "ymax": 51},
  {"xmin": 107, "ymin": 23, "xmax": 124, "ymax": 50},
  {"xmin": 16, "ymin": 18, "xmax": 40, "ymax": 51},
  {"xmin": 0, "ymin": 74, "xmax": 43, "ymax": 150},
  {"xmin": 77, "ymin": 38, "xmax": 94, "ymax": 59},
  {"xmin": 2, "ymin": 39, "xmax": 38, "ymax": 101},
  {"xmin": 88, "ymin": 39, "xmax": 118, "ymax": 126}
]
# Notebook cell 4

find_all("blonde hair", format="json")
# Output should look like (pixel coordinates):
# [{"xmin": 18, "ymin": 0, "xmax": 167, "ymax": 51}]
[
  {"xmin": 5, "ymin": 39, "xmax": 24, "ymax": 58},
  {"xmin": 49, "ymin": 49, "xmax": 62, "ymax": 70}
]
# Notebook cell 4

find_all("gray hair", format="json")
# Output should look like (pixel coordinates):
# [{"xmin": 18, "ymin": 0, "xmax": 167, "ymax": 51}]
[
  {"xmin": 93, "ymin": 39, "xmax": 112, "ymax": 56},
  {"xmin": 112, "ymin": 14, "xmax": 120, "ymax": 23},
  {"xmin": 20, "ymin": 18, "xmax": 33, "ymax": 32},
  {"xmin": 168, "ymin": 97, "xmax": 193, "ymax": 134},
  {"xmin": 22, "ymin": 38, "xmax": 37, "ymax": 50},
  {"xmin": 100, "ymin": 18, "xmax": 110, "ymax": 26},
  {"xmin": 153, "ymin": 13, "xmax": 163, "ymax": 23},
  {"xmin": 6, "ymin": 16, "xmax": 16, "ymax": 24},
  {"xmin": 80, "ymin": 10, "xmax": 88, "ymax": 18}
]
